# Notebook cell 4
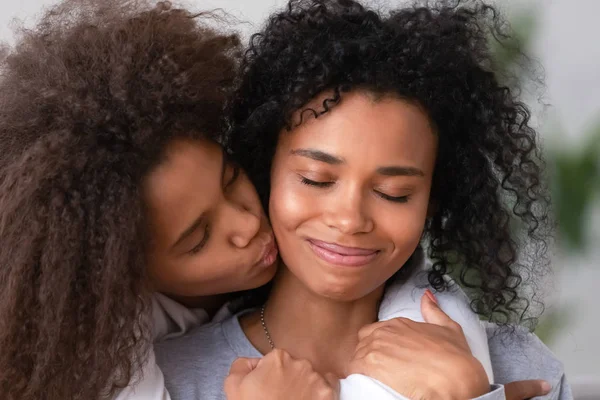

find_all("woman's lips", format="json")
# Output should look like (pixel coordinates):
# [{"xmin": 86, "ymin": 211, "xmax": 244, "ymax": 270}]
[{"xmin": 307, "ymin": 239, "xmax": 379, "ymax": 267}]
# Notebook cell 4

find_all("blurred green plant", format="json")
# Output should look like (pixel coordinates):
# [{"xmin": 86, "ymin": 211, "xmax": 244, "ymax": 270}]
[
  {"xmin": 492, "ymin": 7, "xmax": 600, "ymax": 253},
  {"xmin": 550, "ymin": 120, "xmax": 600, "ymax": 250},
  {"xmin": 489, "ymin": 10, "xmax": 538, "ymax": 74},
  {"xmin": 487, "ymin": 5, "xmax": 599, "ymax": 343},
  {"xmin": 444, "ymin": 3, "xmax": 598, "ymax": 344}
]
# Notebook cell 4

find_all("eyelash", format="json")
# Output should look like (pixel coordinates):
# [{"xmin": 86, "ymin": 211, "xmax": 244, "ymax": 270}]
[
  {"xmin": 189, "ymin": 226, "xmax": 210, "ymax": 255},
  {"xmin": 300, "ymin": 177, "xmax": 410, "ymax": 204},
  {"xmin": 377, "ymin": 192, "xmax": 410, "ymax": 203},
  {"xmin": 300, "ymin": 177, "xmax": 333, "ymax": 188}
]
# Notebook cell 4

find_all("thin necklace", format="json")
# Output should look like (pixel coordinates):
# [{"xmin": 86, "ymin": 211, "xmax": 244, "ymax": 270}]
[{"xmin": 260, "ymin": 304, "xmax": 275, "ymax": 350}]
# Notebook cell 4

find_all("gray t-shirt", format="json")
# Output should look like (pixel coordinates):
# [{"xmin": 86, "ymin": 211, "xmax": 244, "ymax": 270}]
[
  {"xmin": 155, "ymin": 309, "xmax": 259, "ymax": 400},
  {"xmin": 155, "ymin": 310, "xmax": 572, "ymax": 400}
]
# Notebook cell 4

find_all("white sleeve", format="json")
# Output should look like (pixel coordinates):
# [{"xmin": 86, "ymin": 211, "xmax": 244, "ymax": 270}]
[
  {"xmin": 112, "ymin": 350, "xmax": 171, "ymax": 400},
  {"xmin": 151, "ymin": 293, "xmax": 210, "ymax": 341},
  {"xmin": 112, "ymin": 293, "xmax": 215, "ymax": 400},
  {"xmin": 340, "ymin": 374, "xmax": 410, "ymax": 400},
  {"xmin": 340, "ymin": 376, "xmax": 505, "ymax": 400}
]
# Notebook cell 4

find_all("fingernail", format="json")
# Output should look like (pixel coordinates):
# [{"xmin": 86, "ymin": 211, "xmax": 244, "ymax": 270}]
[
  {"xmin": 424, "ymin": 289, "xmax": 438, "ymax": 305},
  {"xmin": 541, "ymin": 380, "xmax": 552, "ymax": 393}
]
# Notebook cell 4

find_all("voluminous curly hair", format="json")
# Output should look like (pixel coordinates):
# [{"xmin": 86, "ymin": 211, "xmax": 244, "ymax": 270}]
[
  {"xmin": 227, "ymin": 0, "xmax": 551, "ymax": 327},
  {"xmin": 0, "ymin": 1, "xmax": 240, "ymax": 399}
]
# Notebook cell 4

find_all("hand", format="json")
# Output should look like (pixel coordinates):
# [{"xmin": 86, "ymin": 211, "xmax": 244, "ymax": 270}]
[
  {"xmin": 225, "ymin": 348, "xmax": 339, "ymax": 400},
  {"xmin": 347, "ymin": 290, "xmax": 489, "ymax": 400},
  {"xmin": 505, "ymin": 379, "xmax": 551, "ymax": 400}
]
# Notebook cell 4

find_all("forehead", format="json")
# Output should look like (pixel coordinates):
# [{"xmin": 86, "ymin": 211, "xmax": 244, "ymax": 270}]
[
  {"xmin": 281, "ymin": 91, "xmax": 437, "ymax": 171},
  {"xmin": 143, "ymin": 138, "xmax": 222, "ymax": 242}
]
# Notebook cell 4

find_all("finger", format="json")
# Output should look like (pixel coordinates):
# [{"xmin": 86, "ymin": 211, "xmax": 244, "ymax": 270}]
[
  {"xmin": 346, "ymin": 357, "xmax": 367, "ymax": 376},
  {"xmin": 351, "ymin": 338, "xmax": 373, "ymax": 363},
  {"xmin": 353, "ymin": 326, "xmax": 394, "ymax": 363},
  {"xmin": 420, "ymin": 290, "xmax": 455, "ymax": 328},
  {"xmin": 324, "ymin": 372, "xmax": 341, "ymax": 395},
  {"xmin": 228, "ymin": 357, "xmax": 261, "ymax": 376},
  {"xmin": 357, "ymin": 321, "xmax": 389, "ymax": 341},
  {"xmin": 225, "ymin": 357, "xmax": 261, "ymax": 395},
  {"xmin": 347, "ymin": 347, "xmax": 390, "ymax": 378},
  {"xmin": 223, "ymin": 372, "xmax": 242, "ymax": 397},
  {"xmin": 505, "ymin": 379, "xmax": 551, "ymax": 400},
  {"xmin": 259, "ymin": 348, "xmax": 292, "ymax": 366},
  {"xmin": 357, "ymin": 317, "xmax": 413, "ymax": 341}
]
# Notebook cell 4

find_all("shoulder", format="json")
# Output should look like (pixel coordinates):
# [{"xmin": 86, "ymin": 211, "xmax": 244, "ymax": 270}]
[
  {"xmin": 155, "ymin": 318, "xmax": 234, "ymax": 367},
  {"xmin": 154, "ymin": 317, "xmax": 237, "ymax": 399},
  {"xmin": 485, "ymin": 323, "xmax": 564, "ymax": 378},
  {"xmin": 153, "ymin": 310, "xmax": 260, "ymax": 400},
  {"xmin": 485, "ymin": 323, "xmax": 572, "ymax": 399}
]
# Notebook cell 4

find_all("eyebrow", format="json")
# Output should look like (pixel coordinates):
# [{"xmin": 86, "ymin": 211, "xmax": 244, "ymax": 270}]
[
  {"xmin": 290, "ymin": 148, "xmax": 345, "ymax": 164},
  {"xmin": 290, "ymin": 148, "xmax": 425, "ymax": 177},
  {"xmin": 377, "ymin": 166, "xmax": 425, "ymax": 177}
]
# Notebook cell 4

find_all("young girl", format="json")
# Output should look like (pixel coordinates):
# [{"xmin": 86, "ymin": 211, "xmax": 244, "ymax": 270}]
[
  {"xmin": 0, "ymin": 1, "xmax": 287, "ymax": 399},
  {"xmin": 156, "ymin": 0, "xmax": 570, "ymax": 399}
]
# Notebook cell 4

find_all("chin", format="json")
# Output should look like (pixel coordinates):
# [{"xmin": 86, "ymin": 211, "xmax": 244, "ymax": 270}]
[
  {"xmin": 248, "ymin": 263, "xmax": 278, "ymax": 289},
  {"xmin": 309, "ymin": 279, "xmax": 372, "ymax": 302}
]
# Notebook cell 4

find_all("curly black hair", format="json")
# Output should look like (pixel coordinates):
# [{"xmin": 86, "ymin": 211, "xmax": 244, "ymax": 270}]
[
  {"xmin": 227, "ymin": 0, "xmax": 551, "ymax": 327},
  {"xmin": 0, "ymin": 1, "xmax": 240, "ymax": 399}
]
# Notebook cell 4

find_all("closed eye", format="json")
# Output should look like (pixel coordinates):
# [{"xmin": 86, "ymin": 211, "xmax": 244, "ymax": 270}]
[
  {"xmin": 299, "ymin": 175, "xmax": 410, "ymax": 203},
  {"xmin": 300, "ymin": 177, "xmax": 334, "ymax": 188},
  {"xmin": 376, "ymin": 191, "xmax": 409, "ymax": 203},
  {"xmin": 189, "ymin": 226, "xmax": 210, "ymax": 255}
]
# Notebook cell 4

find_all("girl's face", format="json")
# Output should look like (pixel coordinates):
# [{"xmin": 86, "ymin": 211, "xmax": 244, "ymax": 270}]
[
  {"xmin": 269, "ymin": 91, "xmax": 437, "ymax": 301},
  {"xmin": 144, "ymin": 138, "xmax": 278, "ymax": 300}
]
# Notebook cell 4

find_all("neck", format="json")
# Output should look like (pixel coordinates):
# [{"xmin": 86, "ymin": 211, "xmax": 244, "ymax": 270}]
[{"xmin": 241, "ymin": 267, "xmax": 384, "ymax": 377}]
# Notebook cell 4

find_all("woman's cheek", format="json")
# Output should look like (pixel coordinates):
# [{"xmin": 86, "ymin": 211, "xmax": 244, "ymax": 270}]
[
  {"xmin": 380, "ymin": 201, "xmax": 428, "ymax": 248},
  {"xmin": 269, "ymin": 177, "xmax": 311, "ymax": 231}
]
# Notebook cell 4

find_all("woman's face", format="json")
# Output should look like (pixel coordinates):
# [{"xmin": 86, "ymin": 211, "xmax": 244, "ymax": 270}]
[
  {"xmin": 144, "ymin": 138, "xmax": 278, "ymax": 299},
  {"xmin": 269, "ymin": 91, "xmax": 437, "ymax": 301}
]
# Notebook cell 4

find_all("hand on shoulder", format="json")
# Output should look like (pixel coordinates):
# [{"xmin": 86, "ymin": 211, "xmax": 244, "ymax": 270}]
[
  {"xmin": 225, "ymin": 348, "xmax": 339, "ymax": 400},
  {"xmin": 347, "ymin": 290, "xmax": 489, "ymax": 400}
]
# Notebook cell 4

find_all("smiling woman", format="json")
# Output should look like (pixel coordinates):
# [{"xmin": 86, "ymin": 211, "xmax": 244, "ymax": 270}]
[
  {"xmin": 154, "ymin": 1, "xmax": 569, "ymax": 399},
  {"xmin": 268, "ymin": 91, "xmax": 436, "ymax": 301},
  {"xmin": 229, "ymin": 0, "xmax": 553, "ymax": 325}
]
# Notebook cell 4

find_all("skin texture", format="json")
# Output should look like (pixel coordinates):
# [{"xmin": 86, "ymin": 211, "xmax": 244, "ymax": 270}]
[{"xmin": 145, "ymin": 138, "xmax": 277, "ymax": 306}]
